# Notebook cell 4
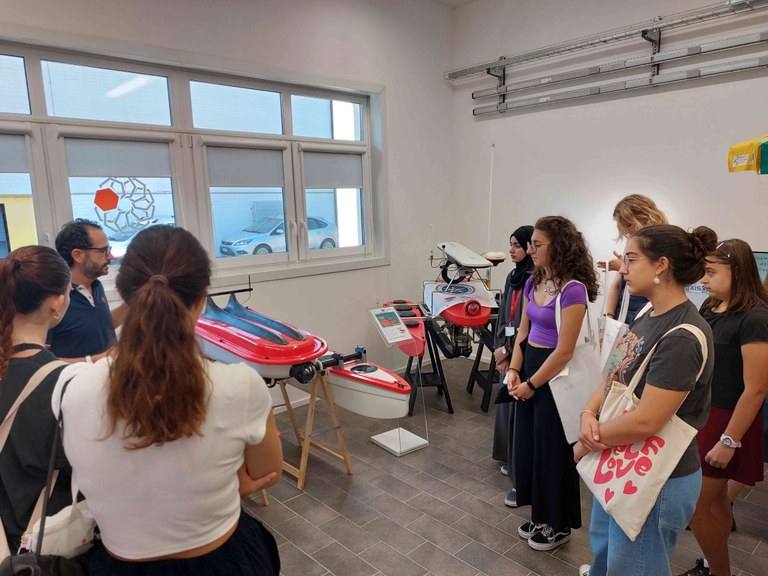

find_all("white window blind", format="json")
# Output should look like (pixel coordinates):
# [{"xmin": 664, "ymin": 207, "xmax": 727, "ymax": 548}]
[
  {"xmin": 64, "ymin": 139, "xmax": 172, "ymax": 176},
  {"xmin": 304, "ymin": 152, "xmax": 363, "ymax": 188},
  {"xmin": 0, "ymin": 134, "xmax": 29, "ymax": 172},
  {"xmin": 206, "ymin": 147, "xmax": 284, "ymax": 186}
]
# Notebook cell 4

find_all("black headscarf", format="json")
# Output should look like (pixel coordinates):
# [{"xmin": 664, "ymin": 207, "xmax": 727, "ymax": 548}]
[{"xmin": 508, "ymin": 225, "xmax": 534, "ymax": 290}]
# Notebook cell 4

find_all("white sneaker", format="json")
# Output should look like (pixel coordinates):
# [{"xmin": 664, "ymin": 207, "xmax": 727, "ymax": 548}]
[
  {"xmin": 500, "ymin": 464, "xmax": 509, "ymax": 476},
  {"xmin": 579, "ymin": 565, "xmax": 590, "ymax": 576}
]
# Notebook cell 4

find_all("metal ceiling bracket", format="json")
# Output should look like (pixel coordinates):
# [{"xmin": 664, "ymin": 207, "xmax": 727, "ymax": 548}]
[
  {"xmin": 486, "ymin": 59, "xmax": 507, "ymax": 105},
  {"xmin": 641, "ymin": 27, "xmax": 662, "ymax": 76}
]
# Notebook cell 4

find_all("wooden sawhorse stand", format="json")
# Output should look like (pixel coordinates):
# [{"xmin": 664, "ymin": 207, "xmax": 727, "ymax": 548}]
[{"xmin": 278, "ymin": 373, "xmax": 354, "ymax": 490}]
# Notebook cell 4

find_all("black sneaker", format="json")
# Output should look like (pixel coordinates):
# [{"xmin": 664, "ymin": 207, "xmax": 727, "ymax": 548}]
[
  {"xmin": 676, "ymin": 558, "xmax": 710, "ymax": 576},
  {"xmin": 517, "ymin": 521, "xmax": 545, "ymax": 540},
  {"xmin": 504, "ymin": 489, "xmax": 518, "ymax": 508},
  {"xmin": 527, "ymin": 525, "xmax": 571, "ymax": 550}
]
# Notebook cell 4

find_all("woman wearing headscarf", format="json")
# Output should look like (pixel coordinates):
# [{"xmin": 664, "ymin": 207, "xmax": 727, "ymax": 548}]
[{"xmin": 491, "ymin": 225, "xmax": 534, "ymax": 508}]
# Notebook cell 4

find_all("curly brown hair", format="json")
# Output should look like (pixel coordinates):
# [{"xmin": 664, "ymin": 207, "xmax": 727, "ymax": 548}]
[
  {"xmin": 532, "ymin": 216, "xmax": 599, "ymax": 302},
  {"xmin": 107, "ymin": 226, "xmax": 211, "ymax": 449}
]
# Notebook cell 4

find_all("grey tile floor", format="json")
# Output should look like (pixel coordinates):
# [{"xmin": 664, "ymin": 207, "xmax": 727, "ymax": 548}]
[{"xmin": 243, "ymin": 358, "xmax": 768, "ymax": 576}]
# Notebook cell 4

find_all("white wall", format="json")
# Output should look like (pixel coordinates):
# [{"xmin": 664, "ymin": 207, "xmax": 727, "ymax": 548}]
[
  {"xmin": 452, "ymin": 0, "xmax": 768, "ymax": 298},
  {"xmin": 0, "ymin": 0, "xmax": 456, "ymax": 368}
]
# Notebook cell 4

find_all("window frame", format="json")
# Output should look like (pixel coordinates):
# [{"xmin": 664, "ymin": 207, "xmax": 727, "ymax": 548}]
[{"xmin": 0, "ymin": 41, "xmax": 388, "ymax": 286}]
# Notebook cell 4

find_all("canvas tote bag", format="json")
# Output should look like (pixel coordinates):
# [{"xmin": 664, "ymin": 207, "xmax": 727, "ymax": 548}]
[
  {"xmin": 576, "ymin": 323, "xmax": 708, "ymax": 541},
  {"xmin": 598, "ymin": 265, "xmax": 651, "ymax": 374},
  {"xmin": 549, "ymin": 280, "xmax": 602, "ymax": 444}
]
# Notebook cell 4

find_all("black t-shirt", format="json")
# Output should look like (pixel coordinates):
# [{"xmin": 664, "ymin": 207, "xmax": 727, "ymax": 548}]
[
  {"xmin": 700, "ymin": 303, "xmax": 768, "ymax": 410},
  {"xmin": 603, "ymin": 300, "xmax": 714, "ymax": 478},
  {"xmin": 0, "ymin": 350, "xmax": 72, "ymax": 552}
]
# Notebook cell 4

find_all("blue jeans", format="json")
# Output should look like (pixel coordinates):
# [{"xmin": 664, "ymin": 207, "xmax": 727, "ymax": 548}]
[{"xmin": 588, "ymin": 469, "xmax": 701, "ymax": 576}]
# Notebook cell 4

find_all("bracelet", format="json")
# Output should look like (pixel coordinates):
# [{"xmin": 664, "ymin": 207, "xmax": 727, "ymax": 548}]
[
  {"xmin": 580, "ymin": 409, "xmax": 598, "ymax": 418},
  {"xmin": 525, "ymin": 379, "xmax": 537, "ymax": 393},
  {"xmin": 605, "ymin": 313, "xmax": 615, "ymax": 319},
  {"xmin": 509, "ymin": 367, "xmax": 520, "ymax": 373}
]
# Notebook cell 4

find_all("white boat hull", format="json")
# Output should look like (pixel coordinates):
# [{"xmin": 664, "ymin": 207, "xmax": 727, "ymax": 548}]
[{"xmin": 324, "ymin": 365, "xmax": 410, "ymax": 419}]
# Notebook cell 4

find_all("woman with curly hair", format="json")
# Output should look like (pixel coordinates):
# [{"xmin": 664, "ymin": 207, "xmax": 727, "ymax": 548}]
[{"xmin": 506, "ymin": 215, "xmax": 599, "ymax": 550}]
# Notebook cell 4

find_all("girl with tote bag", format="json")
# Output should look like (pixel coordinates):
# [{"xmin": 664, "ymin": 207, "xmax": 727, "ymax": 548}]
[
  {"xmin": 574, "ymin": 225, "xmax": 717, "ymax": 576},
  {"xmin": 505, "ymin": 216, "xmax": 599, "ymax": 551}
]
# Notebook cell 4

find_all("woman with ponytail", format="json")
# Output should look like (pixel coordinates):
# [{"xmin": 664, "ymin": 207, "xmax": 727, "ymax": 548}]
[
  {"xmin": 53, "ymin": 226, "xmax": 282, "ymax": 575},
  {"xmin": 0, "ymin": 247, "xmax": 72, "ymax": 553},
  {"xmin": 575, "ymin": 225, "xmax": 717, "ymax": 576}
]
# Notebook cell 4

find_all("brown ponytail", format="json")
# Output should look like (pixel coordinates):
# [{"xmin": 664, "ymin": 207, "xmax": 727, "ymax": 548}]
[
  {"xmin": 632, "ymin": 225, "xmax": 718, "ymax": 286},
  {"xmin": 107, "ymin": 226, "xmax": 211, "ymax": 449},
  {"xmin": 0, "ymin": 247, "xmax": 71, "ymax": 379}
]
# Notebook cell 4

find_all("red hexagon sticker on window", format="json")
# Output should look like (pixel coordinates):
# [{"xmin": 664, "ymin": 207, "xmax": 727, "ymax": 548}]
[{"xmin": 94, "ymin": 187, "xmax": 120, "ymax": 212}]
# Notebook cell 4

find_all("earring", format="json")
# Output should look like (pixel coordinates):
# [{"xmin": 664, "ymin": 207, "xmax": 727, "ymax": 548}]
[
  {"xmin": 53, "ymin": 312, "xmax": 61, "ymax": 320},
  {"xmin": 653, "ymin": 275, "xmax": 661, "ymax": 285}
]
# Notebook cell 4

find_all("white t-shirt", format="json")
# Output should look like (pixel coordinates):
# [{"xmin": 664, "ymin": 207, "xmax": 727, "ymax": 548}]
[{"xmin": 52, "ymin": 358, "xmax": 272, "ymax": 559}]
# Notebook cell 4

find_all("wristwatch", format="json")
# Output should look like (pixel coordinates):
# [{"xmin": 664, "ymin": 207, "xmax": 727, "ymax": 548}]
[
  {"xmin": 525, "ymin": 379, "xmax": 537, "ymax": 394},
  {"xmin": 720, "ymin": 434, "xmax": 742, "ymax": 448}
]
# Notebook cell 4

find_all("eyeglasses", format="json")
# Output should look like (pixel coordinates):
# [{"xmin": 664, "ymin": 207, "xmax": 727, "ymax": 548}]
[
  {"xmin": 527, "ymin": 241, "xmax": 549, "ymax": 253},
  {"xmin": 623, "ymin": 254, "xmax": 649, "ymax": 267},
  {"xmin": 79, "ymin": 245, "xmax": 112, "ymax": 255}
]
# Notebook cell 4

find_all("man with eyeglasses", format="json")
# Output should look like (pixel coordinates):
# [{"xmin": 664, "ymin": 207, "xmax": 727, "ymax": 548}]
[{"xmin": 47, "ymin": 218, "xmax": 127, "ymax": 363}]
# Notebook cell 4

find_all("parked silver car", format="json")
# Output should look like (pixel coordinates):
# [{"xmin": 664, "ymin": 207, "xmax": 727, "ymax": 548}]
[{"xmin": 219, "ymin": 216, "xmax": 338, "ymax": 256}]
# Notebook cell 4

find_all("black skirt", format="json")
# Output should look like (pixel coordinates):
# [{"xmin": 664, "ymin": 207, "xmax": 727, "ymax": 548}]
[
  {"xmin": 89, "ymin": 510, "xmax": 279, "ymax": 576},
  {"xmin": 512, "ymin": 345, "xmax": 582, "ymax": 531}
]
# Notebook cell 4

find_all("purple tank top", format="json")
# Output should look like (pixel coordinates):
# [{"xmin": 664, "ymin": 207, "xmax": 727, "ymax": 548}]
[{"xmin": 524, "ymin": 277, "xmax": 588, "ymax": 347}]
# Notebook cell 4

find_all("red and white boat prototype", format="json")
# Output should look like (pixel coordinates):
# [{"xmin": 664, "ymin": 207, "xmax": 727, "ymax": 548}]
[
  {"xmin": 196, "ymin": 296, "xmax": 328, "ymax": 382},
  {"xmin": 197, "ymin": 295, "xmax": 410, "ymax": 419}
]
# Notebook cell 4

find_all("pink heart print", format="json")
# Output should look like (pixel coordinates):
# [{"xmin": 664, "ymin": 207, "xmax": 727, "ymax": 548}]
[
  {"xmin": 605, "ymin": 488, "xmax": 615, "ymax": 503},
  {"xmin": 623, "ymin": 480, "xmax": 638, "ymax": 495}
]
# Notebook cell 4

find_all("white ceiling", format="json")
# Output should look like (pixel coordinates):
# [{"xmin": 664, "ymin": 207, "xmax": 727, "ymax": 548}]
[{"xmin": 431, "ymin": 0, "xmax": 476, "ymax": 8}]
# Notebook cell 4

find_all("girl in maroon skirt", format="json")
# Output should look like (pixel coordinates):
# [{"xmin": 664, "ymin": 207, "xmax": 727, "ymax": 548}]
[{"xmin": 680, "ymin": 239, "xmax": 768, "ymax": 576}]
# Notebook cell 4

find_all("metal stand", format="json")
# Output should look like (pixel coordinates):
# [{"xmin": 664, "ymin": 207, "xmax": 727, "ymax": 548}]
[
  {"xmin": 278, "ymin": 373, "xmax": 354, "ymax": 490},
  {"xmin": 465, "ymin": 323, "xmax": 498, "ymax": 412},
  {"xmin": 404, "ymin": 325, "xmax": 453, "ymax": 415}
]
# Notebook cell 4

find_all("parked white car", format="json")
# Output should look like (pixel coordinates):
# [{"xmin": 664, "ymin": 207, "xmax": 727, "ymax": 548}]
[{"xmin": 219, "ymin": 216, "xmax": 338, "ymax": 256}]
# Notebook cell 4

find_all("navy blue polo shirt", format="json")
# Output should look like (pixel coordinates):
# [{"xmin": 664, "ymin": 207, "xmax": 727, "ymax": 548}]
[{"xmin": 47, "ymin": 279, "xmax": 116, "ymax": 358}]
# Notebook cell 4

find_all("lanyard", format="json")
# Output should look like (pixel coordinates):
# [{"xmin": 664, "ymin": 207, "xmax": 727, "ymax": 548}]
[{"xmin": 509, "ymin": 289, "xmax": 522, "ymax": 322}]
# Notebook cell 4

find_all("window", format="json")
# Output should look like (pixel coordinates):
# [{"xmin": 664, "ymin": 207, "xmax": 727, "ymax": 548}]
[
  {"xmin": 190, "ymin": 81, "xmax": 283, "ymax": 134},
  {"xmin": 42, "ymin": 61, "xmax": 171, "ymax": 125},
  {"xmin": 303, "ymin": 151, "xmax": 365, "ymax": 251},
  {"xmin": 292, "ymin": 95, "xmax": 362, "ymax": 140},
  {"xmin": 1, "ymin": 43, "xmax": 382, "ymax": 284},
  {"xmin": 0, "ymin": 205, "xmax": 10, "ymax": 257},
  {"xmin": 205, "ymin": 145, "xmax": 289, "ymax": 260},
  {"xmin": 0, "ymin": 134, "xmax": 37, "ymax": 247},
  {"xmin": 0, "ymin": 54, "xmax": 30, "ymax": 114},
  {"xmin": 63, "ymin": 139, "xmax": 177, "ymax": 259}
]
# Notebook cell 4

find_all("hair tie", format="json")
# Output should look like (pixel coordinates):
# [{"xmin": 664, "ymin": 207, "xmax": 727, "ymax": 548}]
[
  {"xmin": 149, "ymin": 274, "xmax": 169, "ymax": 286},
  {"xmin": 11, "ymin": 258, "xmax": 21, "ymax": 273}
]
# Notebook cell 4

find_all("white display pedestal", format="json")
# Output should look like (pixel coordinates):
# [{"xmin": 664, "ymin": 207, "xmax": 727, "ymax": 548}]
[{"xmin": 371, "ymin": 427, "xmax": 428, "ymax": 457}]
